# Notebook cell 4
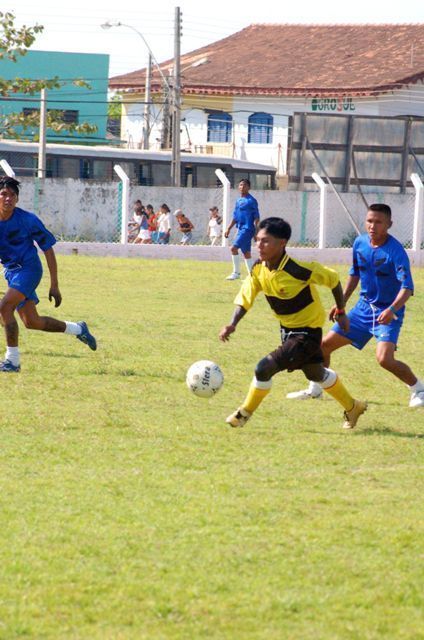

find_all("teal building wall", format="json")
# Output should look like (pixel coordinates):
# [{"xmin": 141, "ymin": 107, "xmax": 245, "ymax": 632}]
[{"xmin": 0, "ymin": 50, "xmax": 109, "ymax": 143}]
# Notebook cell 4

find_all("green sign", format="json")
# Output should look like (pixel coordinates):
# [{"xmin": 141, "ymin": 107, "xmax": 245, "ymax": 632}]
[{"xmin": 311, "ymin": 97, "xmax": 355, "ymax": 112}]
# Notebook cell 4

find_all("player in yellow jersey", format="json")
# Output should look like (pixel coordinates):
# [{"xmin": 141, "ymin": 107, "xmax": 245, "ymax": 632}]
[{"xmin": 219, "ymin": 217, "xmax": 367, "ymax": 429}]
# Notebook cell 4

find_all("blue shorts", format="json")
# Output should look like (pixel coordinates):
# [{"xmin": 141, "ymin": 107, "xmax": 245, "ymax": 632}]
[
  {"xmin": 233, "ymin": 228, "xmax": 255, "ymax": 254},
  {"xmin": 158, "ymin": 232, "xmax": 170, "ymax": 245},
  {"xmin": 332, "ymin": 298, "xmax": 403, "ymax": 349},
  {"xmin": 4, "ymin": 260, "xmax": 43, "ymax": 310}
]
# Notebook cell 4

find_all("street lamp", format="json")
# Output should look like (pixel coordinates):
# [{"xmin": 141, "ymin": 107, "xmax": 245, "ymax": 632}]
[
  {"xmin": 102, "ymin": 15, "xmax": 208, "ymax": 187},
  {"xmin": 101, "ymin": 21, "xmax": 171, "ymax": 152},
  {"xmin": 101, "ymin": 21, "xmax": 170, "ymax": 89}
]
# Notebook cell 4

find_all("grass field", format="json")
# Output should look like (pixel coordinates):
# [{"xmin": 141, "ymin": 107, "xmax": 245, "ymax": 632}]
[{"xmin": 0, "ymin": 255, "xmax": 423, "ymax": 640}]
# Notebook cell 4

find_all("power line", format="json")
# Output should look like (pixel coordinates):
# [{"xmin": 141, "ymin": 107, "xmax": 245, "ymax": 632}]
[{"xmin": 2, "ymin": 94, "xmax": 424, "ymax": 112}]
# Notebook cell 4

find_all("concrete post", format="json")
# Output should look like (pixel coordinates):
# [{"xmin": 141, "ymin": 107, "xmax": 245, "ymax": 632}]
[
  {"xmin": 215, "ymin": 169, "xmax": 231, "ymax": 247},
  {"xmin": 0, "ymin": 159, "xmax": 16, "ymax": 177},
  {"xmin": 38, "ymin": 88, "xmax": 47, "ymax": 180},
  {"xmin": 114, "ymin": 164, "xmax": 130, "ymax": 245},
  {"xmin": 312, "ymin": 172, "xmax": 328, "ymax": 249},
  {"xmin": 411, "ymin": 173, "xmax": 424, "ymax": 256}
]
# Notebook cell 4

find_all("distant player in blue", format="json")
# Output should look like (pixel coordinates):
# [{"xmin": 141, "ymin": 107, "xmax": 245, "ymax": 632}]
[
  {"xmin": 224, "ymin": 178, "xmax": 260, "ymax": 280},
  {"xmin": 0, "ymin": 176, "xmax": 96, "ymax": 372},
  {"xmin": 287, "ymin": 203, "xmax": 424, "ymax": 407}
]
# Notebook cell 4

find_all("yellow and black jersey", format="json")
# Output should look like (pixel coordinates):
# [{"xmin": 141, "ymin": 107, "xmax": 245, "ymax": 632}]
[{"xmin": 234, "ymin": 253, "xmax": 340, "ymax": 329}]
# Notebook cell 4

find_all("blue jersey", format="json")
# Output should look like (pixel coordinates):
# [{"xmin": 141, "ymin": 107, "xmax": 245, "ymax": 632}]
[
  {"xmin": 350, "ymin": 233, "xmax": 413, "ymax": 309},
  {"xmin": 0, "ymin": 207, "xmax": 56, "ymax": 269},
  {"xmin": 232, "ymin": 193, "xmax": 260, "ymax": 232}
]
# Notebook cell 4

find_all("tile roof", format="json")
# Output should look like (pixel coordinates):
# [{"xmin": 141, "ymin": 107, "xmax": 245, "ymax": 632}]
[{"xmin": 109, "ymin": 24, "xmax": 424, "ymax": 97}]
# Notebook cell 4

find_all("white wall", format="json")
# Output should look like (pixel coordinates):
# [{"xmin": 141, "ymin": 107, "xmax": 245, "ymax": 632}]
[
  {"xmin": 120, "ymin": 82, "xmax": 424, "ymax": 172},
  {"xmin": 16, "ymin": 178, "xmax": 420, "ymax": 248}
]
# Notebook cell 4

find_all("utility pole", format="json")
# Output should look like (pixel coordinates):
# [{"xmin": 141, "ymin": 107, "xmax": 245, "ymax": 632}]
[
  {"xmin": 171, "ymin": 6, "xmax": 182, "ymax": 187},
  {"xmin": 38, "ymin": 88, "xmax": 47, "ymax": 179},
  {"xmin": 161, "ymin": 73, "xmax": 171, "ymax": 150},
  {"xmin": 142, "ymin": 53, "xmax": 152, "ymax": 149}
]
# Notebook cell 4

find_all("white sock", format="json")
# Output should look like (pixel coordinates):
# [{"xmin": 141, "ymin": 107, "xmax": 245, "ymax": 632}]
[
  {"xmin": 252, "ymin": 376, "xmax": 273, "ymax": 389},
  {"xmin": 231, "ymin": 253, "xmax": 241, "ymax": 274},
  {"xmin": 6, "ymin": 347, "xmax": 20, "ymax": 366},
  {"xmin": 64, "ymin": 321, "xmax": 82, "ymax": 336},
  {"xmin": 245, "ymin": 257, "xmax": 253, "ymax": 273},
  {"xmin": 318, "ymin": 368, "xmax": 337, "ymax": 389},
  {"xmin": 408, "ymin": 379, "xmax": 424, "ymax": 393},
  {"xmin": 308, "ymin": 380, "xmax": 322, "ymax": 395}
]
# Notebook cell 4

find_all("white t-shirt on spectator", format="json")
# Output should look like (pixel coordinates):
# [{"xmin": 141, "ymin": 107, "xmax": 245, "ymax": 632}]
[
  {"xmin": 208, "ymin": 218, "xmax": 222, "ymax": 237},
  {"xmin": 158, "ymin": 212, "xmax": 171, "ymax": 233}
]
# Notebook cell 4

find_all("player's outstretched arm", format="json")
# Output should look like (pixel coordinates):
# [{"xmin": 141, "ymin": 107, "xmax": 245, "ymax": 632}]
[
  {"xmin": 329, "ymin": 282, "xmax": 350, "ymax": 332},
  {"xmin": 44, "ymin": 247, "xmax": 62, "ymax": 308},
  {"xmin": 253, "ymin": 217, "xmax": 260, "ymax": 240},
  {"xmin": 224, "ymin": 218, "xmax": 236, "ymax": 238},
  {"xmin": 377, "ymin": 288, "xmax": 413, "ymax": 325},
  {"xmin": 219, "ymin": 305, "xmax": 247, "ymax": 342},
  {"xmin": 328, "ymin": 276, "xmax": 359, "ymax": 322},
  {"xmin": 343, "ymin": 275, "xmax": 360, "ymax": 303}
]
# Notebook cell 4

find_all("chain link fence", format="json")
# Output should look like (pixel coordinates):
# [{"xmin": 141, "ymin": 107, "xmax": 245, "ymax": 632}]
[
  {"xmin": 289, "ymin": 190, "xmax": 321, "ymax": 248},
  {"xmin": 2, "ymin": 159, "xmax": 423, "ymax": 251},
  {"xmin": 303, "ymin": 188, "xmax": 419, "ymax": 250},
  {"xmin": 325, "ymin": 192, "xmax": 362, "ymax": 249},
  {"xmin": 389, "ymin": 192, "xmax": 416, "ymax": 250}
]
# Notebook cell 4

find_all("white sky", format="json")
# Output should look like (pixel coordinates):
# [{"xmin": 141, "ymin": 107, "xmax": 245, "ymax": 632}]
[{"xmin": 8, "ymin": 0, "xmax": 424, "ymax": 78}]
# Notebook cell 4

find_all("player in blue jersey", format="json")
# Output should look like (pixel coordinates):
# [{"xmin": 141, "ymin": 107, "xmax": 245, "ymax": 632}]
[
  {"xmin": 287, "ymin": 203, "xmax": 424, "ymax": 407},
  {"xmin": 0, "ymin": 176, "xmax": 96, "ymax": 372},
  {"xmin": 224, "ymin": 178, "xmax": 260, "ymax": 280}
]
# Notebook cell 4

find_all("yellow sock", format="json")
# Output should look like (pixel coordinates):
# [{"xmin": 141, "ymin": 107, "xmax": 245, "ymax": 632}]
[
  {"xmin": 242, "ymin": 378, "xmax": 272, "ymax": 413},
  {"xmin": 323, "ymin": 375, "xmax": 354, "ymax": 411}
]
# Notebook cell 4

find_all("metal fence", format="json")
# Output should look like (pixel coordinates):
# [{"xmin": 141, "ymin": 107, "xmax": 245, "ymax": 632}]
[
  {"xmin": 289, "ymin": 190, "xmax": 321, "ymax": 248},
  {"xmin": 2, "ymin": 157, "xmax": 423, "ymax": 251},
  {"xmin": 305, "ymin": 172, "xmax": 423, "ymax": 250}
]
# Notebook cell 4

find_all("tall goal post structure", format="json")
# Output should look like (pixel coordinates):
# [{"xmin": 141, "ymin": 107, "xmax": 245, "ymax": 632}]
[
  {"xmin": 215, "ymin": 169, "xmax": 231, "ymax": 247},
  {"xmin": 411, "ymin": 173, "xmax": 424, "ymax": 254},
  {"xmin": 113, "ymin": 164, "xmax": 130, "ymax": 245}
]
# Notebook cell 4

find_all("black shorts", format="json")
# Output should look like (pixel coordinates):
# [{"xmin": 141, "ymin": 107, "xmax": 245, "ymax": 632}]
[{"xmin": 269, "ymin": 326, "xmax": 323, "ymax": 372}]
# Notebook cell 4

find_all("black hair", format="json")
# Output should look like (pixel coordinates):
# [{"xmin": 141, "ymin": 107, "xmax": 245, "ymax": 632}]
[
  {"xmin": 258, "ymin": 216, "xmax": 292, "ymax": 241},
  {"xmin": 161, "ymin": 203, "xmax": 170, "ymax": 212},
  {"xmin": 0, "ymin": 176, "xmax": 20, "ymax": 195},
  {"xmin": 368, "ymin": 203, "xmax": 392, "ymax": 218},
  {"xmin": 239, "ymin": 178, "xmax": 251, "ymax": 187}
]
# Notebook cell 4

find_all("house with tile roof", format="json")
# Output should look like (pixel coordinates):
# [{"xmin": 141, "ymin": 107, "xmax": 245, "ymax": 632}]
[{"xmin": 109, "ymin": 24, "xmax": 424, "ymax": 189}]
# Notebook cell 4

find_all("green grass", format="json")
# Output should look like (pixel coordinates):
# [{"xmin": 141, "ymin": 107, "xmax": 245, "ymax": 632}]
[{"xmin": 0, "ymin": 256, "xmax": 423, "ymax": 639}]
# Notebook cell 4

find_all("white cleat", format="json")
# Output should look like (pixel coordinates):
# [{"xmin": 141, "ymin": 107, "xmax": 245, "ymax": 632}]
[
  {"xmin": 286, "ymin": 388, "xmax": 323, "ymax": 400},
  {"xmin": 226, "ymin": 407, "xmax": 251, "ymax": 428},
  {"xmin": 225, "ymin": 272, "xmax": 241, "ymax": 280},
  {"xmin": 409, "ymin": 390, "xmax": 424, "ymax": 407}
]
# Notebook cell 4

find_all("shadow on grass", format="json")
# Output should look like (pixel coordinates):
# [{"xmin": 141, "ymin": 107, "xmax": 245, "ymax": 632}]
[
  {"xmin": 353, "ymin": 427, "xmax": 424, "ymax": 439},
  {"xmin": 42, "ymin": 351, "xmax": 83, "ymax": 359},
  {"xmin": 303, "ymin": 427, "xmax": 424, "ymax": 439},
  {"xmin": 41, "ymin": 353, "xmax": 143, "ymax": 378}
]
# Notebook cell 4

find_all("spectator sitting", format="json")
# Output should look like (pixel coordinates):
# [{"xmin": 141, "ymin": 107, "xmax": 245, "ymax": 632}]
[{"xmin": 174, "ymin": 209, "xmax": 194, "ymax": 245}]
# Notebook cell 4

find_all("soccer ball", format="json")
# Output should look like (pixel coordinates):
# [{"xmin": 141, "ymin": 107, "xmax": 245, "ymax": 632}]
[{"xmin": 186, "ymin": 360, "xmax": 224, "ymax": 398}]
